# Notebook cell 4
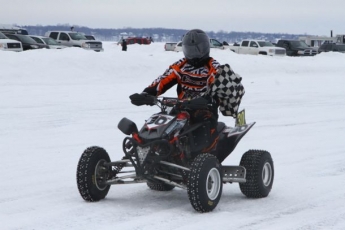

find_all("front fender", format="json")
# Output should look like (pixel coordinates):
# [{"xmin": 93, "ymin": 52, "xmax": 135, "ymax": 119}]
[{"xmin": 118, "ymin": 117, "xmax": 138, "ymax": 135}]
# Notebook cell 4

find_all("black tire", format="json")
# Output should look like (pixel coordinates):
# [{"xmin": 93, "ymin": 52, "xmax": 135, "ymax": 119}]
[
  {"xmin": 187, "ymin": 153, "xmax": 223, "ymax": 213},
  {"xmin": 76, "ymin": 146, "xmax": 111, "ymax": 201},
  {"xmin": 239, "ymin": 150, "xmax": 274, "ymax": 198},
  {"xmin": 146, "ymin": 180, "xmax": 175, "ymax": 191}
]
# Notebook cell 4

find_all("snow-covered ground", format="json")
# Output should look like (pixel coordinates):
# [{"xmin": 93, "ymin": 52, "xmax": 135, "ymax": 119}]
[{"xmin": 1, "ymin": 42, "xmax": 345, "ymax": 230}]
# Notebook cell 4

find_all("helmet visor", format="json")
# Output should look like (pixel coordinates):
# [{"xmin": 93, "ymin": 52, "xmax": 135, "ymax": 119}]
[{"xmin": 182, "ymin": 41, "xmax": 210, "ymax": 60}]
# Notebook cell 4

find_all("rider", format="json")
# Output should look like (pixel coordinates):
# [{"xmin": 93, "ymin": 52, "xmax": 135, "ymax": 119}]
[{"xmin": 130, "ymin": 29, "xmax": 238, "ymax": 149}]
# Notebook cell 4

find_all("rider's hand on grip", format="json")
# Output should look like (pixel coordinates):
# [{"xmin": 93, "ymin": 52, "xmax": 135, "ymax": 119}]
[{"xmin": 130, "ymin": 93, "xmax": 157, "ymax": 106}]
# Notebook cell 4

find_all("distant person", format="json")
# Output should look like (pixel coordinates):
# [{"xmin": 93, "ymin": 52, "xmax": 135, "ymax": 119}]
[
  {"xmin": 122, "ymin": 39, "xmax": 127, "ymax": 51},
  {"xmin": 70, "ymin": 26, "xmax": 74, "ymax": 31},
  {"xmin": 149, "ymin": 36, "xmax": 154, "ymax": 43},
  {"xmin": 117, "ymin": 37, "xmax": 123, "ymax": 45}
]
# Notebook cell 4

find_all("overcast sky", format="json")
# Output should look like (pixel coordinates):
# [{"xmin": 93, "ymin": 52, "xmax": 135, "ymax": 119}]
[{"xmin": 0, "ymin": 0, "xmax": 343, "ymax": 36}]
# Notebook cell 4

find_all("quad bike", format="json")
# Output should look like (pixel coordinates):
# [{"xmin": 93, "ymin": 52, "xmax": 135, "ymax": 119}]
[{"xmin": 76, "ymin": 95, "xmax": 274, "ymax": 213}]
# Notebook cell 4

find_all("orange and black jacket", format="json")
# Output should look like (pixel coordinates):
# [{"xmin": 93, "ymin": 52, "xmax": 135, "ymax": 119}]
[{"xmin": 143, "ymin": 57, "xmax": 220, "ymax": 100}]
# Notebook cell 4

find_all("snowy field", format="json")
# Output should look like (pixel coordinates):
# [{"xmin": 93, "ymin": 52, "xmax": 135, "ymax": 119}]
[{"xmin": 1, "ymin": 42, "xmax": 345, "ymax": 230}]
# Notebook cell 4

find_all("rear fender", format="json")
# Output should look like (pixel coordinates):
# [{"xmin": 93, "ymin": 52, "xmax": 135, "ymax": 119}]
[{"xmin": 213, "ymin": 122, "xmax": 255, "ymax": 163}]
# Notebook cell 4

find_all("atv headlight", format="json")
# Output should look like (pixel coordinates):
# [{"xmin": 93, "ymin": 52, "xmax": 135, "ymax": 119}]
[{"xmin": 164, "ymin": 118, "xmax": 187, "ymax": 135}]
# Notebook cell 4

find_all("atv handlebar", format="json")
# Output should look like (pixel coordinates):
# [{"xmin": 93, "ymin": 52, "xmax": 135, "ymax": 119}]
[{"xmin": 130, "ymin": 93, "xmax": 212, "ymax": 110}]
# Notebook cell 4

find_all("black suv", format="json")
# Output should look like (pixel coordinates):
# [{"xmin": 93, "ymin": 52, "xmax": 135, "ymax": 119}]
[
  {"xmin": 276, "ymin": 40, "xmax": 317, "ymax": 56},
  {"xmin": 4, "ymin": 33, "xmax": 49, "ymax": 51},
  {"xmin": 318, "ymin": 43, "xmax": 345, "ymax": 53}
]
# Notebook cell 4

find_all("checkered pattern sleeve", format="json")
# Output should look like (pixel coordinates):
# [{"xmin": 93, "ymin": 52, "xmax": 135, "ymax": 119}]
[{"xmin": 208, "ymin": 64, "xmax": 245, "ymax": 118}]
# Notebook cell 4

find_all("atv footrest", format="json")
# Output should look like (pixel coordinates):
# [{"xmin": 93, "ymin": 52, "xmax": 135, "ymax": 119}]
[{"xmin": 222, "ymin": 166, "xmax": 246, "ymax": 183}]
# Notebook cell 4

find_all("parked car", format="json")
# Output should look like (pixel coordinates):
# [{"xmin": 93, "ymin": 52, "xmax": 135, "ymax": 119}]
[
  {"xmin": 174, "ymin": 41, "xmax": 183, "ymax": 52},
  {"xmin": 174, "ymin": 38, "xmax": 225, "ymax": 52},
  {"xmin": 275, "ymin": 40, "xmax": 317, "ymax": 56},
  {"xmin": 0, "ymin": 31, "xmax": 23, "ymax": 51},
  {"xmin": 29, "ymin": 35, "xmax": 68, "ymax": 49},
  {"xmin": 125, "ymin": 37, "xmax": 151, "ymax": 45},
  {"xmin": 209, "ymin": 38, "xmax": 225, "ymax": 49},
  {"xmin": 229, "ymin": 40, "xmax": 286, "ymax": 56},
  {"xmin": 318, "ymin": 43, "xmax": 345, "ymax": 53},
  {"xmin": 3, "ymin": 33, "xmax": 49, "ymax": 51},
  {"xmin": 222, "ymin": 41, "xmax": 230, "ymax": 49},
  {"xmin": 164, "ymin": 42, "xmax": 177, "ymax": 51},
  {"xmin": 45, "ymin": 31, "xmax": 104, "ymax": 52}
]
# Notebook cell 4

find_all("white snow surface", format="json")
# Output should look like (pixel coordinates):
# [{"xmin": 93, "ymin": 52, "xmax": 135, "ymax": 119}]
[{"xmin": 1, "ymin": 43, "xmax": 345, "ymax": 230}]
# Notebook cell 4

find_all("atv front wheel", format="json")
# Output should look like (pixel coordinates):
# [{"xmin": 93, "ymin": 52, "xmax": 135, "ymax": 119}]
[
  {"xmin": 76, "ymin": 146, "xmax": 111, "ymax": 201},
  {"xmin": 147, "ymin": 180, "xmax": 175, "ymax": 191},
  {"xmin": 187, "ymin": 153, "xmax": 223, "ymax": 213},
  {"xmin": 239, "ymin": 150, "xmax": 274, "ymax": 198}
]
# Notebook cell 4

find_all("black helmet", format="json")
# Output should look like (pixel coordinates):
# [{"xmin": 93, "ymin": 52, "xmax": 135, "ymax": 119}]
[{"xmin": 182, "ymin": 29, "xmax": 210, "ymax": 66}]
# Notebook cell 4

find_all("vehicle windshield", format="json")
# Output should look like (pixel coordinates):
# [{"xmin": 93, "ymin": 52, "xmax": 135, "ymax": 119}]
[
  {"xmin": 334, "ymin": 45, "xmax": 345, "ymax": 51},
  {"xmin": 69, "ymin": 33, "xmax": 88, "ymax": 40},
  {"xmin": 17, "ymin": 35, "xmax": 37, "ymax": 43},
  {"xmin": 85, "ymin": 35, "xmax": 95, "ymax": 40},
  {"xmin": 290, "ymin": 41, "xmax": 310, "ymax": 48},
  {"xmin": 42, "ymin": 37, "xmax": 60, "ymax": 45},
  {"xmin": 258, "ymin": 41, "xmax": 274, "ymax": 47},
  {"xmin": 18, "ymin": 29, "xmax": 28, "ymax": 35},
  {"xmin": 0, "ymin": 32, "xmax": 8, "ymax": 39}
]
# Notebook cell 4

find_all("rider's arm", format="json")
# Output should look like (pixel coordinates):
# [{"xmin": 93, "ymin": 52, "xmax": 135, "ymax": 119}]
[
  {"xmin": 143, "ymin": 66, "xmax": 179, "ymax": 96},
  {"xmin": 143, "ymin": 58, "xmax": 187, "ymax": 96}
]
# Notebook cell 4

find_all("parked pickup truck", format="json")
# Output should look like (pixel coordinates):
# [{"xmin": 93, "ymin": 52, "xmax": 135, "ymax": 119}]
[
  {"xmin": 275, "ymin": 40, "xmax": 317, "ymax": 56},
  {"xmin": 229, "ymin": 40, "xmax": 286, "ymax": 56},
  {"xmin": 45, "ymin": 31, "xmax": 104, "ymax": 52},
  {"xmin": 0, "ymin": 31, "xmax": 23, "ymax": 51}
]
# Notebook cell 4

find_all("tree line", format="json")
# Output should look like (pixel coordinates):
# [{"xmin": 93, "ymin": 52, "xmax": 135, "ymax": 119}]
[{"xmin": 21, "ymin": 24, "xmax": 305, "ymax": 43}]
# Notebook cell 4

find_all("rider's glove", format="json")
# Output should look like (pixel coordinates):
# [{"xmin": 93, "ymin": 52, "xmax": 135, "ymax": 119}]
[{"xmin": 130, "ymin": 92, "xmax": 157, "ymax": 106}]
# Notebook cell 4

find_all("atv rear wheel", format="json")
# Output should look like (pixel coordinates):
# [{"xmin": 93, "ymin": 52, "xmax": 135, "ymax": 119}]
[
  {"xmin": 76, "ymin": 146, "xmax": 111, "ymax": 201},
  {"xmin": 187, "ymin": 153, "xmax": 223, "ymax": 213},
  {"xmin": 147, "ymin": 180, "xmax": 175, "ymax": 191},
  {"xmin": 239, "ymin": 150, "xmax": 274, "ymax": 198}
]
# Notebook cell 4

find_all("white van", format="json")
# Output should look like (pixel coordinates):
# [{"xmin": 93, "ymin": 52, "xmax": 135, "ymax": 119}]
[
  {"xmin": 164, "ymin": 42, "xmax": 177, "ymax": 51},
  {"xmin": 0, "ymin": 24, "xmax": 29, "ymax": 35}
]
